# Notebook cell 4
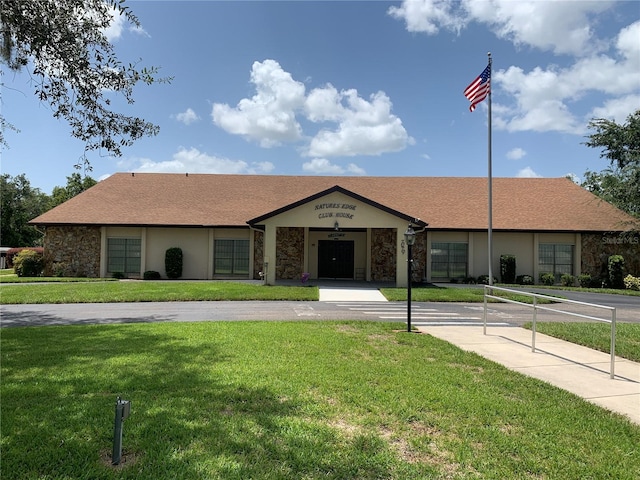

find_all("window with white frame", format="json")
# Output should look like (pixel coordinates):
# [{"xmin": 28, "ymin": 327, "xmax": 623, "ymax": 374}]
[
  {"xmin": 107, "ymin": 238, "xmax": 141, "ymax": 275},
  {"xmin": 214, "ymin": 239, "xmax": 249, "ymax": 275},
  {"xmin": 431, "ymin": 242, "xmax": 468, "ymax": 278},
  {"xmin": 539, "ymin": 244, "xmax": 573, "ymax": 280}
]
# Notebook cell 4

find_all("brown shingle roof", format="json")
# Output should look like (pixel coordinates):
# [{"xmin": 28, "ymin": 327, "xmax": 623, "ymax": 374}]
[{"xmin": 30, "ymin": 173, "xmax": 638, "ymax": 232}]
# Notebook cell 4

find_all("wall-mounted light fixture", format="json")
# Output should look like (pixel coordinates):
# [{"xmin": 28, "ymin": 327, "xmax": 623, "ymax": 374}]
[{"xmin": 334, "ymin": 221, "xmax": 340, "ymax": 231}]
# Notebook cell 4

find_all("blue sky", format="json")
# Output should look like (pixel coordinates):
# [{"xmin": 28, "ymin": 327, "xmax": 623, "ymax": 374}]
[{"xmin": 3, "ymin": 0, "xmax": 639, "ymax": 194}]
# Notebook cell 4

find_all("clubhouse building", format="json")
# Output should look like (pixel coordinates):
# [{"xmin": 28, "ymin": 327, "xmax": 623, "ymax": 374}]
[{"xmin": 31, "ymin": 173, "xmax": 639, "ymax": 287}]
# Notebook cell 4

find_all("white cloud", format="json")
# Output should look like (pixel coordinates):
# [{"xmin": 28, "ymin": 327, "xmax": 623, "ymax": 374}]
[
  {"xmin": 516, "ymin": 166, "xmax": 542, "ymax": 178},
  {"xmin": 389, "ymin": 0, "xmax": 612, "ymax": 56},
  {"xmin": 212, "ymin": 59, "xmax": 412, "ymax": 158},
  {"xmin": 565, "ymin": 173, "xmax": 581, "ymax": 184},
  {"xmin": 588, "ymin": 94, "xmax": 640, "ymax": 123},
  {"xmin": 129, "ymin": 147, "xmax": 273, "ymax": 175},
  {"xmin": 462, "ymin": 0, "xmax": 612, "ymax": 56},
  {"xmin": 390, "ymin": 1, "xmax": 639, "ymax": 137},
  {"xmin": 388, "ymin": 0, "xmax": 464, "ymax": 35},
  {"xmin": 617, "ymin": 21, "xmax": 640, "ymax": 61},
  {"xmin": 347, "ymin": 163, "xmax": 367, "ymax": 175},
  {"xmin": 506, "ymin": 148, "xmax": 526, "ymax": 160},
  {"xmin": 212, "ymin": 59, "xmax": 305, "ymax": 147},
  {"xmin": 102, "ymin": 7, "xmax": 126, "ymax": 41},
  {"xmin": 102, "ymin": 6, "xmax": 149, "ymax": 41},
  {"xmin": 302, "ymin": 158, "xmax": 366, "ymax": 175},
  {"xmin": 302, "ymin": 158, "xmax": 345, "ymax": 175},
  {"xmin": 305, "ymin": 87, "xmax": 412, "ymax": 157},
  {"xmin": 252, "ymin": 161, "xmax": 276, "ymax": 173},
  {"xmin": 175, "ymin": 108, "xmax": 200, "ymax": 125},
  {"xmin": 494, "ymin": 33, "xmax": 640, "ymax": 134}
]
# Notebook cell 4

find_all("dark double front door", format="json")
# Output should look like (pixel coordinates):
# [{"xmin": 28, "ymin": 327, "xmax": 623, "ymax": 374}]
[{"xmin": 318, "ymin": 240, "xmax": 354, "ymax": 279}]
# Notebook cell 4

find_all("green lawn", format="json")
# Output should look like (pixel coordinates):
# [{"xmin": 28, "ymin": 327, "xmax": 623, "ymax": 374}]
[
  {"xmin": 381, "ymin": 285, "xmax": 555, "ymax": 303},
  {"xmin": 2, "ymin": 321, "xmax": 638, "ymax": 480},
  {"xmin": 525, "ymin": 321, "xmax": 640, "ymax": 362},
  {"xmin": 0, "ymin": 280, "xmax": 554, "ymax": 304},
  {"xmin": 0, "ymin": 281, "xmax": 318, "ymax": 303}
]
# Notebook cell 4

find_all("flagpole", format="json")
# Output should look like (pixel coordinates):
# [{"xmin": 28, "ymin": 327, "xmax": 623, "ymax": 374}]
[{"xmin": 487, "ymin": 52, "xmax": 493, "ymax": 286}]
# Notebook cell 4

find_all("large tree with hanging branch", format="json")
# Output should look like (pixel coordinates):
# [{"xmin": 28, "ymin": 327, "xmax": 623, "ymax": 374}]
[{"xmin": 1, "ymin": 0, "xmax": 170, "ymax": 163}]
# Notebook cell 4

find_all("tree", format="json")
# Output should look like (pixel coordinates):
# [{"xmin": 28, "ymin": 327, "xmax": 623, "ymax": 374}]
[
  {"xmin": 582, "ymin": 166, "xmax": 640, "ymax": 218},
  {"xmin": 50, "ymin": 173, "xmax": 97, "ymax": 208},
  {"xmin": 0, "ymin": 0, "xmax": 169, "ymax": 160},
  {"xmin": 584, "ymin": 110, "xmax": 640, "ymax": 169},
  {"xmin": 0, "ymin": 174, "xmax": 50, "ymax": 246},
  {"xmin": 582, "ymin": 110, "xmax": 640, "ymax": 219}
]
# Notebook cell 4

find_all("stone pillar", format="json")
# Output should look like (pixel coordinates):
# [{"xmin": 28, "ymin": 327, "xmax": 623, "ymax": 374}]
[
  {"xmin": 253, "ymin": 230, "xmax": 264, "ymax": 280},
  {"xmin": 275, "ymin": 227, "xmax": 304, "ymax": 280},
  {"xmin": 370, "ymin": 228, "xmax": 396, "ymax": 283}
]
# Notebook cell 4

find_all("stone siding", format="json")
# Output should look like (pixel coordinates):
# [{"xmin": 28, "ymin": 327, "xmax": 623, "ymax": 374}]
[
  {"xmin": 253, "ymin": 230, "xmax": 264, "ymax": 280},
  {"xmin": 371, "ymin": 228, "xmax": 396, "ymax": 282},
  {"xmin": 582, "ymin": 233, "xmax": 640, "ymax": 279},
  {"xmin": 43, "ymin": 226, "xmax": 101, "ymax": 277},
  {"xmin": 412, "ymin": 232, "xmax": 427, "ymax": 282},
  {"xmin": 276, "ymin": 227, "xmax": 304, "ymax": 280}
]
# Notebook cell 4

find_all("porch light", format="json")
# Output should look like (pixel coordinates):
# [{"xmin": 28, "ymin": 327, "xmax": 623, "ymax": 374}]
[
  {"xmin": 404, "ymin": 225, "xmax": 416, "ymax": 332},
  {"xmin": 404, "ymin": 225, "xmax": 416, "ymax": 246}
]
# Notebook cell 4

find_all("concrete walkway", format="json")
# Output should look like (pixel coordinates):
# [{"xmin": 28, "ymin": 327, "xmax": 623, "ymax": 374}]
[
  {"xmin": 418, "ymin": 325, "xmax": 640, "ymax": 425},
  {"xmin": 318, "ymin": 285, "xmax": 388, "ymax": 302}
]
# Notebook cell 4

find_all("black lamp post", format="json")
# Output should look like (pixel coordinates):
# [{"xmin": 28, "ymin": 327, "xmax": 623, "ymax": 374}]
[{"xmin": 404, "ymin": 225, "xmax": 416, "ymax": 333}]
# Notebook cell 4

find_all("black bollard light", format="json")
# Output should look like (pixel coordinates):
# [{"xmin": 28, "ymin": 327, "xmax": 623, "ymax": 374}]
[
  {"xmin": 404, "ymin": 225, "xmax": 416, "ymax": 333},
  {"xmin": 112, "ymin": 396, "xmax": 131, "ymax": 465}
]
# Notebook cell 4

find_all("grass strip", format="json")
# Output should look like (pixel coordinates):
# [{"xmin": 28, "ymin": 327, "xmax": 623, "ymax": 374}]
[
  {"xmin": 381, "ymin": 285, "xmax": 554, "ymax": 303},
  {"xmin": 524, "ymin": 321, "xmax": 640, "ymax": 362},
  {"xmin": 0, "ymin": 274, "xmax": 117, "ymax": 283},
  {"xmin": 2, "ymin": 321, "xmax": 638, "ymax": 479},
  {"xmin": 0, "ymin": 281, "xmax": 318, "ymax": 304}
]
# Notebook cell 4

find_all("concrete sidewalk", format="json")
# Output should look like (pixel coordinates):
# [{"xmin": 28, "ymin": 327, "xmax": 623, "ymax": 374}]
[
  {"xmin": 417, "ymin": 325, "xmax": 640, "ymax": 425},
  {"xmin": 319, "ymin": 286, "xmax": 388, "ymax": 302}
]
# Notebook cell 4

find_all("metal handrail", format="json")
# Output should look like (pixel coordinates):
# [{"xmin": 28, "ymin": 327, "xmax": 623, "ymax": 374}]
[{"xmin": 483, "ymin": 285, "xmax": 618, "ymax": 379}]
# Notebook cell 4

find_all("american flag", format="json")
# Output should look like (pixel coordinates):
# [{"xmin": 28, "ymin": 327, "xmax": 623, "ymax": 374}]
[{"xmin": 464, "ymin": 64, "xmax": 491, "ymax": 112}]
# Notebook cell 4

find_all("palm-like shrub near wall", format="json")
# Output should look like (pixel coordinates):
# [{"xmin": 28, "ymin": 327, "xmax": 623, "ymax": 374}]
[
  {"xmin": 165, "ymin": 247, "xmax": 183, "ymax": 279},
  {"xmin": 608, "ymin": 255, "xmax": 625, "ymax": 289},
  {"xmin": 500, "ymin": 254, "xmax": 516, "ymax": 284}
]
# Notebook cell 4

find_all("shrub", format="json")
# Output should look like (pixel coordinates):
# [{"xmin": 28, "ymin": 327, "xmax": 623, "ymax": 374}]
[
  {"xmin": 51, "ymin": 262, "xmax": 70, "ymax": 277},
  {"xmin": 624, "ymin": 274, "xmax": 640, "ymax": 291},
  {"xmin": 539, "ymin": 273, "xmax": 555, "ymax": 286},
  {"xmin": 560, "ymin": 273, "xmax": 575, "ymax": 287},
  {"xmin": 112, "ymin": 272, "xmax": 126, "ymax": 279},
  {"xmin": 516, "ymin": 274, "xmax": 533, "ymax": 285},
  {"xmin": 500, "ymin": 254, "xmax": 516, "ymax": 284},
  {"xmin": 591, "ymin": 276, "xmax": 609, "ymax": 288},
  {"xmin": 165, "ymin": 247, "xmax": 183, "ymax": 279},
  {"xmin": 477, "ymin": 275, "xmax": 498, "ymax": 285},
  {"xmin": 578, "ymin": 273, "xmax": 592, "ymax": 288},
  {"xmin": 143, "ymin": 270, "xmax": 162, "ymax": 280},
  {"xmin": 13, "ymin": 249, "xmax": 44, "ymax": 277},
  {"xmin": 462, "ymin": 276, "xmax": 477, "ymax": 284},
  {"xmin": 6, "ymin": 247, "xmax": 44, "ymax": 268},
  {"xmin": 608, "ymin": 255, "xmax": 625, "ymax": 289}
]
